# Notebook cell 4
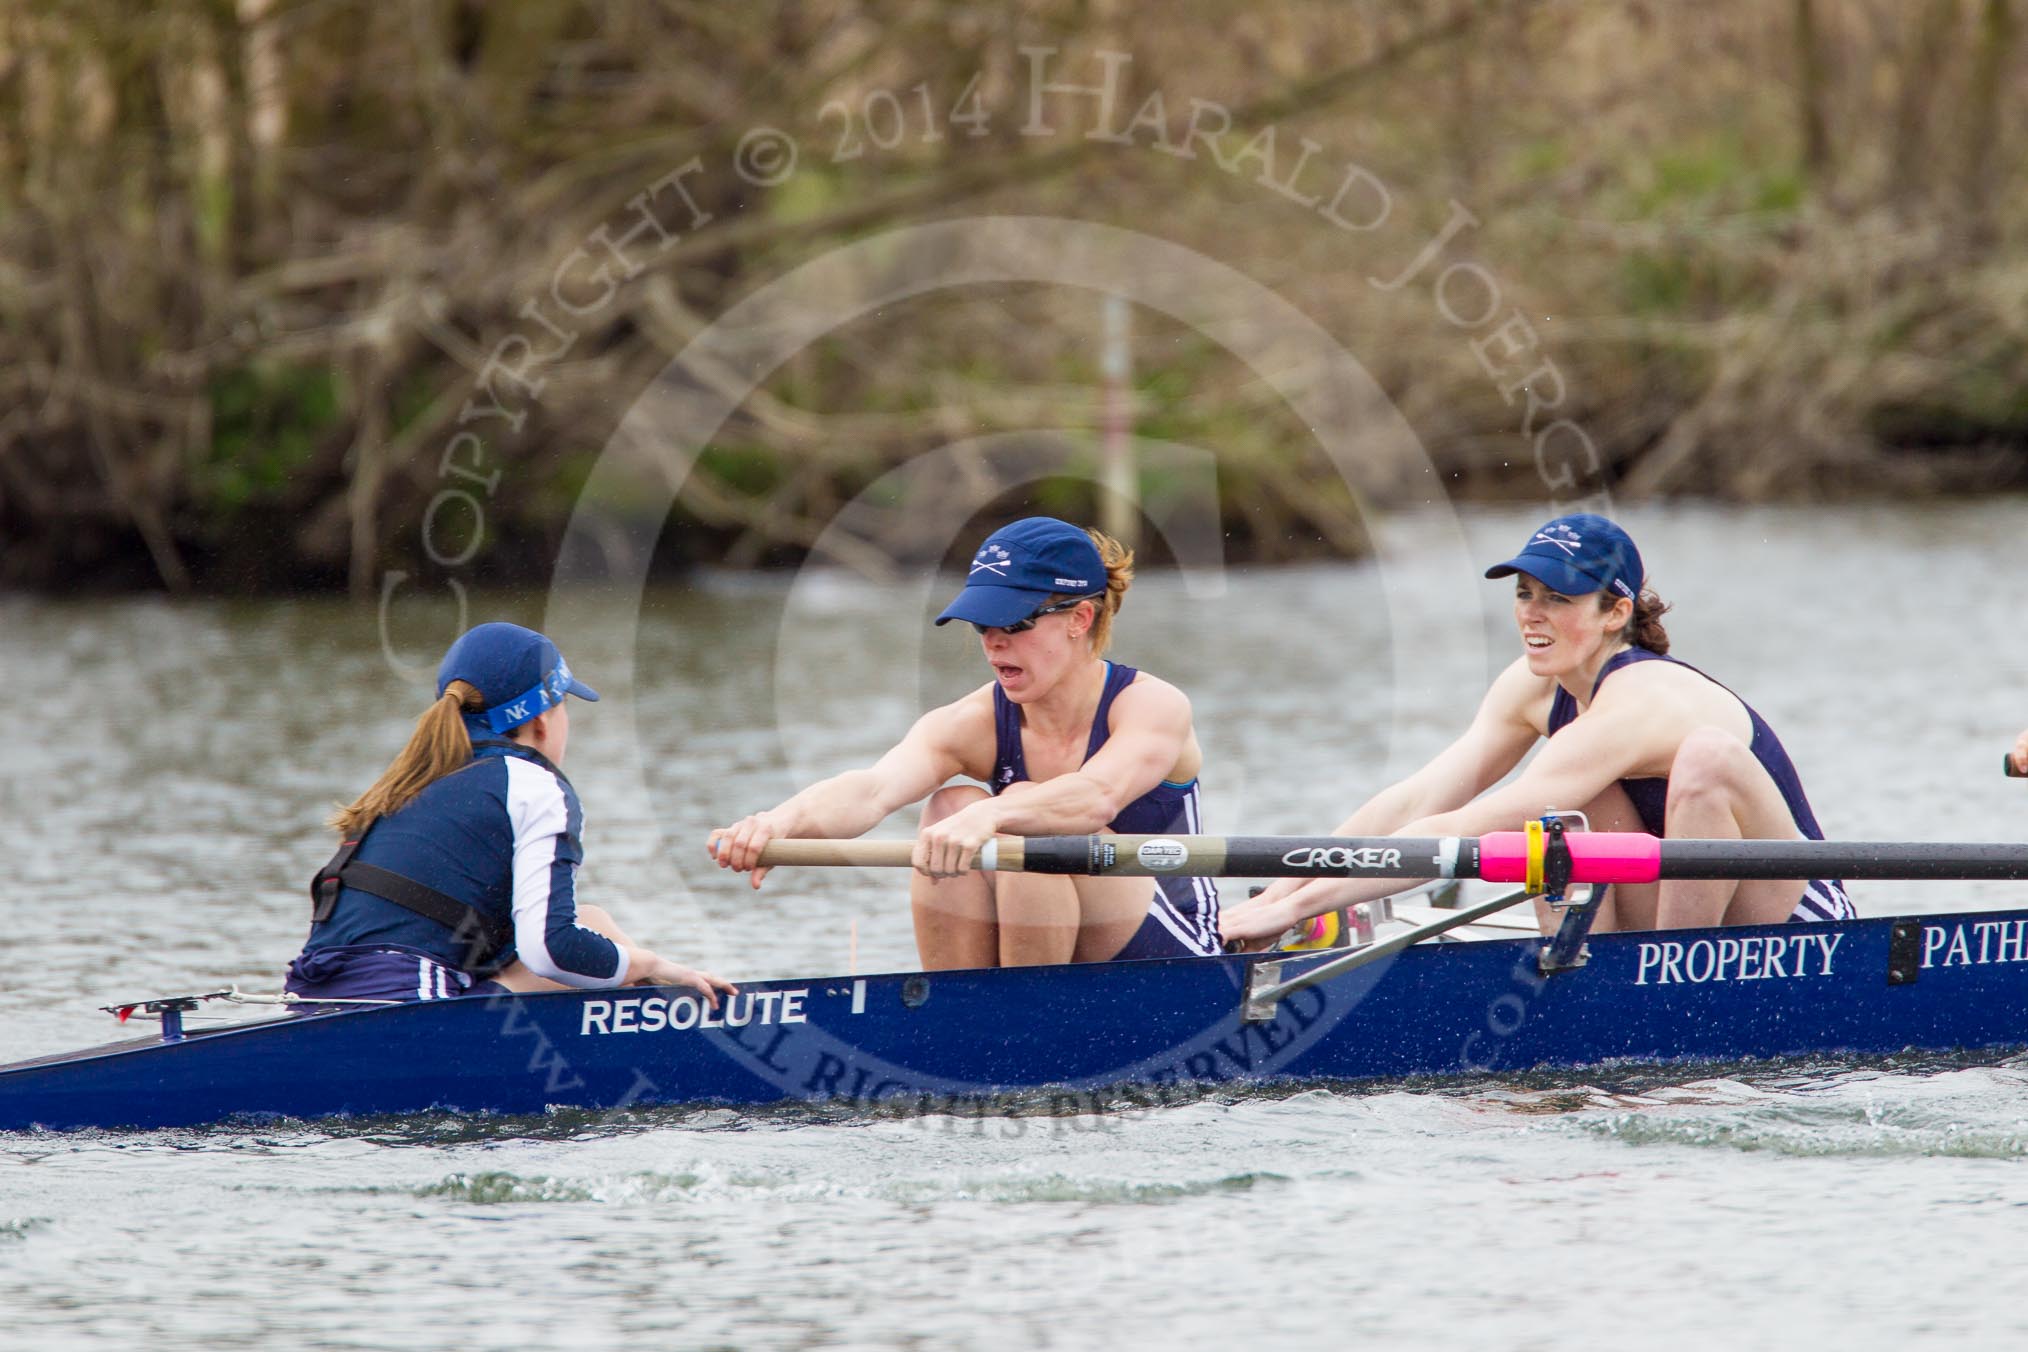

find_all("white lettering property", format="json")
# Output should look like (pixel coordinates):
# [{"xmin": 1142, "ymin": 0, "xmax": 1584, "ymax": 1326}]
[{"xmin": 1634, "ymin": 932, "xmax": 1845, "ymax": 986}]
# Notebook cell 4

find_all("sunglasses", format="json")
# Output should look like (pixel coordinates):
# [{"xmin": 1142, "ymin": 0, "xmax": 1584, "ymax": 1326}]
[{"xmin": 971, "ymin": 596, "xmax": 1091, "ymax": 636}]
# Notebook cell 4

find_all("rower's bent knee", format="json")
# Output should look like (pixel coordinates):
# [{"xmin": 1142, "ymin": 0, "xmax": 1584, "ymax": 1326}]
[
  {"xmin": 921, "ymin": 784, "xmax": 989, "ymax": 826},
  {"xmin": 992, "ymin": 869, "xmax": 1078, "ymax": 911}
]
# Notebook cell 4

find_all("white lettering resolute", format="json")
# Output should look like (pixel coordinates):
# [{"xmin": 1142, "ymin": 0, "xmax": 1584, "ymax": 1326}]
[{"xmin": 581, "ymin": 988, "xmax": 816, "ymax": 1038}]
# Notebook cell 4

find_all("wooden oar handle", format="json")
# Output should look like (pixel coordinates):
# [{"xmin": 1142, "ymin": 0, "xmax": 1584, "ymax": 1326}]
[
  {"xmin": 755, "ymin": 839, "xmax": 920, "ymax": 867},
  {"xmin": 753, "ymin": 837, "xmax": 1039, "ymax": 869}
]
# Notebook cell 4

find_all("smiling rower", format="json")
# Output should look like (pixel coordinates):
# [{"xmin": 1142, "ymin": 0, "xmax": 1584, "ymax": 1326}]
[
  {"xmin": 1222, "ymin": 513, "xmax": 1854, "ymax": 949},
  {"xmin": 710, "ymin": 517, "xmax": 1219, "ymax": 968}
]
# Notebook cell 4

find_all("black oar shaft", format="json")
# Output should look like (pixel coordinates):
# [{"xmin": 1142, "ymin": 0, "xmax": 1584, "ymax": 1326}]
[
  {"xmin": 1008, "ymin": 835, "xmax": 1465, "ymax": 880},
  {"xmin": 761, "ymin": 833, "xmax": 2028, "ymax": 883},
  {"xmin": 1007, "ymin": 834, "xmax": 2028, "ymax": 882},
  {"xmin": 1658, "ymin": 840, "xmax": 2028, "ymax": 881}
]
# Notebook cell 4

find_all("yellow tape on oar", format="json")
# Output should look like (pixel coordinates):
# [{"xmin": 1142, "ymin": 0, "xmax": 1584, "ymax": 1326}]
[{"xmin": 1524, "ymin": 817, "xmax": 1546, "ymax": 894}]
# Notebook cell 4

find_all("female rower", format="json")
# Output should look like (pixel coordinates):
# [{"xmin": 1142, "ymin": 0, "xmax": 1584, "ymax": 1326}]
[
  {"xmin": 709, "ymin": 516, "xmax": 1220, "ymax": 969},
  {"xmin": 286, "ymin": 622, "xmax": 735, "ymax": 1006},
  {"xmin": 1222, "ymin": 513, "xmax": 1854, "ymax": 947}
]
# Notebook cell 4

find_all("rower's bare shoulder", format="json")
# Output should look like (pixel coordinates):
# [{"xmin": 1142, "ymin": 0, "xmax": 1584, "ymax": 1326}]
[
  {"xmin": 1591, "ymin": 657, "xmax": 1707, "ymax": 706},
  {"xmin": 1111, "ymin": 670, "xmax": 1192, "ymax": 727},
  {"xmin": 903, "ymin": 685, "xmax": 1001, "ymax": 781},
  {"xmin": 917, "ymin": 684, "xmax": 999, "ymax": 742},
  {"xmin": 1587, "ymin": 658, "xmax": 1740, "ymax": 737},
  {"xmin": 1581, "ymin": 656, "xmax": 1744, "ymax": 749},
  {"xmin": 1485, "ymin": 656, "xmax": 1556, "ymax": 726},
  {"xmin": 1116, "ymin": 669, "xmax": 1189, "ymax": 706}
]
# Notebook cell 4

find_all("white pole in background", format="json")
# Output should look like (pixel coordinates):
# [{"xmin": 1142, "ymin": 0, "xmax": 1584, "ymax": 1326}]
[{"xmin": 1099, "ymin": 294, "xmax": 1139, "ymax": 550}]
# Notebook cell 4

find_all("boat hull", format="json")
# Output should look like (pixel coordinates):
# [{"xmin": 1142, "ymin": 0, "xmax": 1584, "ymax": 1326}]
[{"xmin": 5, "ymin": 906, "xmax": 2026, "ymax": 1130}]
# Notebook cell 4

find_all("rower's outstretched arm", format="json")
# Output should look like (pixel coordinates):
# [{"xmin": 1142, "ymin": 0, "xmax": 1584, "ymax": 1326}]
[
  {"xmin": 1328, "ymin": 659, "xmax": 1548, "ymax": 835},
  {"xmin": 913, "ymin": 678, "xmax": 1193, "ymax": 877},
  {"xmin": 1227, "ymin": 664, "xmax": 1541, "ymax": 944},
  {"xmin": 1223, "ymin": 678, "xmax": 1660, "ymax": 946},
  {"xmin": 709, "ymin": 698, "xmax": 980, "ymax": 887}
]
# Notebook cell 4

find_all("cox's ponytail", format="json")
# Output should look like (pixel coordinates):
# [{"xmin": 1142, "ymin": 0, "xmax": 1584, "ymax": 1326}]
[{"xmin": 328, "ymin": 681, "xmax": 483, "ymax": 836}]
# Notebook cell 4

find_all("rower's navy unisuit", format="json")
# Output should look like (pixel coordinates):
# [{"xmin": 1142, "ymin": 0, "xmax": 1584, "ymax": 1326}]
[
  {"xmin": 991, "ymin": 661, "xmax": 1221, "ymax": 957},
  {"xmin": 1547, "ymin": 647, "xmax": 1855, "ymax": 921}
]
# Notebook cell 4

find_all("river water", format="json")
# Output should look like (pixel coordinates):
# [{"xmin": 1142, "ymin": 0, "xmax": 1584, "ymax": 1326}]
[{"xmin": 4, "ymin": 502, "xmax": 2027, "ymax": 1349}]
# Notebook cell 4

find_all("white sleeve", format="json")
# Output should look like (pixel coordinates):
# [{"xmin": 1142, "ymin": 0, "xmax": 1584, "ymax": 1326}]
[{"xmin": 503, "ymin": 757, "xmax": 625, "ymax": 988}]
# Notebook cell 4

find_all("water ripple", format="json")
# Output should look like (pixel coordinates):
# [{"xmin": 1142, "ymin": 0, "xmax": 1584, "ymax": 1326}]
[
  {"xmin": 403, "ymin": 1164, "xmax": 1288, "ymax": 1208},
  {"xmin": 1576, "ymin": 1108, "xmax": 2028, "ymax": 1158}
]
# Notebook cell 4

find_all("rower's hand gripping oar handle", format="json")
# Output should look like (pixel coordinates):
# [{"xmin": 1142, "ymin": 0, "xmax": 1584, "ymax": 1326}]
[{"xmin": 2006, "ymin": 752, "xmax": 2027, "ymax": 779}]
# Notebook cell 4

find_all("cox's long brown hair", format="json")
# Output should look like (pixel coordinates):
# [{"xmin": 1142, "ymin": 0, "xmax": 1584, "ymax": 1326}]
[{"xmin": 328, "ymin": 681, "xmax": 484, "ymax": 837}]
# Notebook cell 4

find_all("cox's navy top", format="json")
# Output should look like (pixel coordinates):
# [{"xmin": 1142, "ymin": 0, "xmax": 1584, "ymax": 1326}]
[{"xmin": 300, "ymin": 742, "xmax": 624, "ymax": 986}]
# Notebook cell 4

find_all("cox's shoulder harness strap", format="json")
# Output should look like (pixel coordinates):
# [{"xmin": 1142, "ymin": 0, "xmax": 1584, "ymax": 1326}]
[
  {"xmin": 309, "ymin": 825, "xmax": 512, "ymax": 968},
  {"xmin": 308, "ymin": 741, "xmax": 570, "ymax": 967}
]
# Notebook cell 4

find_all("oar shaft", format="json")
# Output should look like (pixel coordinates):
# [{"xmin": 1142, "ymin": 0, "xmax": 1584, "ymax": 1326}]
[
  {"xmin": 754, "ymin": 835, "xmax": 1464, "ymax": 877},
  {"xmin": 1657, "ymin": 839, "xmax": 2028, "ymax": 881},
  {"xmin": 1008, "ymin": 835, "xmax": 1478, "ymax": 879},
  {"xmin": 755, "ymin": 833, "xmax": 2028, "ymax": 882},
  {"xmin": 1008, "ymin": 835, "xmax": 1461, "ymax": 878},
  {"xmin": 1105, "ymin": 833, "xmax": 2028, "ymax": 883}
]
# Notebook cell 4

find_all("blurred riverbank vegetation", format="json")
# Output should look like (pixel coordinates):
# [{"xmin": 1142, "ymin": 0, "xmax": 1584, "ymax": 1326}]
[{"xmin": 2, "ymin": 0, "xmax": 2023, "ymax": 593}]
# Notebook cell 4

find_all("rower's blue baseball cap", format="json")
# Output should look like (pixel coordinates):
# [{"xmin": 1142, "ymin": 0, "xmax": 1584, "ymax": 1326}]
[
  {"xmin": 934, "ymin": 517, "xmax": 1106, "ymax": 629},
  {"xmin": 1484, "ymin": 513, "xmax": 1644, "ymax": 601},
  {"xmin": 437, "ymin": 622, "xmax": 599, "ymax": 736}
]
